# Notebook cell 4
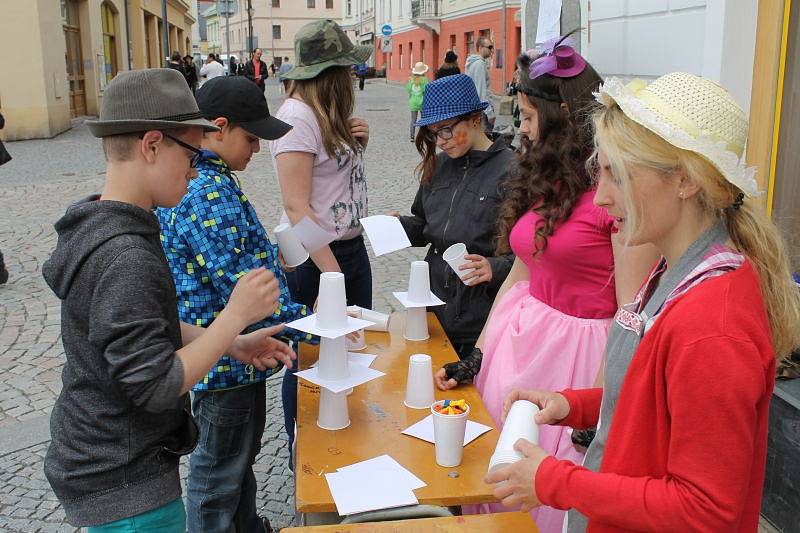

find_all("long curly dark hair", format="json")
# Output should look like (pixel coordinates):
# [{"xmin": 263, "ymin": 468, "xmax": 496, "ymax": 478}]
[{"xmin": 496, "ymin": 49, "xmax": 603, "ymax": 256}]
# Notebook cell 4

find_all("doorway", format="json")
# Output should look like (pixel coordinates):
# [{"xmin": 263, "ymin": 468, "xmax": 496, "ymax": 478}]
[{"xmin": 62, "ymin": 0, "xmax": 86, "ymax": 117}]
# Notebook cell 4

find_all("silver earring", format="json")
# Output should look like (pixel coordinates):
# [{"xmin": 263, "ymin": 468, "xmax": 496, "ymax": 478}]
[{"xmin": 679, "ymin": 192, "xmax": 685, "ymax": 199}]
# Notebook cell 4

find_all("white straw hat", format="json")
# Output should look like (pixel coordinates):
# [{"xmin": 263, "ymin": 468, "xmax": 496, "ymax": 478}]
[
  {"xmin": 596, "ymin": 72, "xmax": 759, "ymax": 197},
  {"xmin": 411, "ymin": 62, "xmax": 429, "ymax": 75}
]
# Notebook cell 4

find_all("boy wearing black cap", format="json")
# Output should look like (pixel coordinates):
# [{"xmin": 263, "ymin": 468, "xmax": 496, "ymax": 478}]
[
  {"xmin": 157, "ymin": 75, "xmax": 315, "ymax": 533},
  {"xmin": 42, "ymin": 68, "xmax": 294, "ymax": 532}
]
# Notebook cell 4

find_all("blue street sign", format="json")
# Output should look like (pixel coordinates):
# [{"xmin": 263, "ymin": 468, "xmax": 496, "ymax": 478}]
[{"xmin": 381, "ymin": 24, "xmax": 392, "ymax": 37}]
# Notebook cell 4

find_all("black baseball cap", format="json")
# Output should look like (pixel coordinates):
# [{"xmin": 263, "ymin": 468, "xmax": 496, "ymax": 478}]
[{"xmin": 195, "ymin": 76, "xmax": 292, "ymax": 140}]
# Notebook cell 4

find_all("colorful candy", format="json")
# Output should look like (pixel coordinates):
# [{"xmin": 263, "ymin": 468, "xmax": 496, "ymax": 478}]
[{"xmin": 434, "ymin": 399, "xmax": 468, "ymax": 415}]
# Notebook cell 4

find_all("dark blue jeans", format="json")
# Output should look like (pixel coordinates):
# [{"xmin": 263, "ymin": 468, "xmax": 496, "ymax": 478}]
[
  {"xmin": 186, "ymin": 381, "xmax": 267, "ymax": 533},
  {"xmin": 282, "ymin": 236, "xmax": 372, "ymax": 453}
]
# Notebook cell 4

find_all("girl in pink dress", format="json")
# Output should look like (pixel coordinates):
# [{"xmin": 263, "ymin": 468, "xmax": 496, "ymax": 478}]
[{"xmin": 435, "ymin": 38, "xmax": 654, "ymax": 532}]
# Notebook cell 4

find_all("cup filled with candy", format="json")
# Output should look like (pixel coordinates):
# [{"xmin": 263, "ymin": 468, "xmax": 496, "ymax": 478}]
[{"xmin": 430, "ymin": 399, "xmax": 470, "ymax": 467}]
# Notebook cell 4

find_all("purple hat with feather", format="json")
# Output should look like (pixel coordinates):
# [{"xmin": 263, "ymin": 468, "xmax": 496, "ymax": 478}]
[{"xmin": 528, "ymin": 35, "xmax": 587, "ymax": 79}]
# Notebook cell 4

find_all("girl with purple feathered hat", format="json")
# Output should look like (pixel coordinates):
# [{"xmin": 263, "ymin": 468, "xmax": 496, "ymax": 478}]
[{"xmin": 434, "ymin": 34, "xmax": 657, "ymax": 532}]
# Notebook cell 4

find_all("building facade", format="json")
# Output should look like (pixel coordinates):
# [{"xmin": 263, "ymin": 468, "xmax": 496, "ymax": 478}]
[
  {"xmin": 208, "ymin": 0, "xmax": 342, "ymax": 69},
  {"xmin": 0, "ymin": 0, "xmax": 196, "ymax": 140}
]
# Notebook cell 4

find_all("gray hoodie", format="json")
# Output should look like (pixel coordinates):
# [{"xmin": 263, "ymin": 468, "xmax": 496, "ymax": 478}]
[
  {"xmin": 465, "ymin": 54, "xmax": 495, "ymax": 120},
  {"xmin": 42, "ymin": 196, "xmax": 195, "ymax": 527}
]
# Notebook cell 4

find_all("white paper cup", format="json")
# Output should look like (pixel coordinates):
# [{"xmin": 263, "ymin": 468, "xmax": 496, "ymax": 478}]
[
  {"xmin": 317, "ymin": 336, "xmax": 349, "ymax": 381},
  {"xmin": 443, "ymin": 243, "xmax": 474, "ymax": 285},
  {"xmin": 362, "ymin": 308, "xmax": 391, "ymax": 331},
  {"xmin": 431, "ymin": 400, "xmax": 470, "ymax": 467},
  {"xmin": 317, "ymin": 387, "xmax": 350, "ymax": 430},
  {"xmin": 316, "ymin": 272, "xmax": 348, "ymax": 330},
  {"xmin": 487, "ymin": 400, "xmax": 540, "ymax": 473},
  {"xmin": 346, "ymin": 306, "xmax": 366, "ymax": 351},
  {"xmin": 404, "ymin": 354, "xmax": 435, "ymax": 409},
  {"xmin": 407, "ymin": 260, "xmax": 431, "ymax": 303},
  {"xmin": 404, "ymin": 307, "xmax": 429, "ymax": 341},
  {"xmin": 274, "ymin": 223, "xmax": 309, "ymax": 268}
]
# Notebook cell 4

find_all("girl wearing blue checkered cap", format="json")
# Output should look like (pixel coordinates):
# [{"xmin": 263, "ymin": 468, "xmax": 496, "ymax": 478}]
[{"xmin": 392, "ymin": 73, "xmax": 515, "ymax": 360}]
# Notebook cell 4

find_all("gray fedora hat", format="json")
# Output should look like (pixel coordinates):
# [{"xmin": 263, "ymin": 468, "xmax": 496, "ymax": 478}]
[{"xmin": 87, "ymin": 68, "xmax": 219, "ymax": 137}]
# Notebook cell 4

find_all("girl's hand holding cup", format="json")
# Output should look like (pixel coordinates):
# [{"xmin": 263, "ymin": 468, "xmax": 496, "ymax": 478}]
[{"xmin": 502, "ymin": 389, "xmax": 570, "ymax": 425}]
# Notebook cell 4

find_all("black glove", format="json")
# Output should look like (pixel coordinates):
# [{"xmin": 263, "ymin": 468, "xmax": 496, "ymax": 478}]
[{"xmin": 442, "ymin": 347, "xmax": 483, "ymax": 385}]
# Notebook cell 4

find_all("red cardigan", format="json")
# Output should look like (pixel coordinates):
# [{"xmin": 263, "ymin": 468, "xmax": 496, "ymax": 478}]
[{"xmin": 536, "ymin": 261, "xmax": 775, "ymax": 532}]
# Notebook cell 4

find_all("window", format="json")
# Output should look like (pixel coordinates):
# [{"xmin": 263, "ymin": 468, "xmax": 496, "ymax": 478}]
[
  {"xmin": 272, "ymin": 0, "xmax": 280, "ymax": 7},
  {"xmin": 101, "ymin": 2, "xmax": 118, "ymax": 84},
  {"xmin": 272, "ymin": 25, "xmax": 281, "ymax": 39},
  {"xmin": 399, "ymin": 44, "xmax": 403, "ymax": 69},
  {"xmin": 465, "ymin": 31, "xmax": 474, "ymax": 54},
  {"xmin": 346, "ymin": 0, "xmax": 352, "ymax": 16},
  {"xmin": 420, "ymin": 39, "xmax": 425, "ymax": 64},
  {"xmin": 409, "ymin": 41, "xmax": 413, "ymax": 66},
  {"xmin": 449, "ymin": 34, "xmax": 456, "ymax": 56},
  {"xmin": 326, "ymin": 0, "xmax": 334, "ymax": 7},
  {"xmin": 307, "ymin": 0, "xmax": 315, "ymax": 7}
]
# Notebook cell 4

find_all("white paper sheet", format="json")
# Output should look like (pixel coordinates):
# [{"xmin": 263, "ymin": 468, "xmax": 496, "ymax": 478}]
[
  {"xmin": 324, "ymin": 470, "xmax": 418, "ymax": 516},
  {"xmin": 535, "ymin": 0, "xmax": 562, "ymax": 44},
  {"xmin": 393, "ymin": 291, "xmax": 446, "ymax": 308},
  {"xmin": 295, "ymin": 364, "xmax": 385, "ymax": 394},
  {"xmin": 293, "ymin": 216, "xmax": 337, "ymax": 253},
  {"xmin": 359, "ymin": 215, "xmax": 412, "ymax": 256},
  {"xmin": 312, "ymin": 352, "xmax": 378, "ymax": 369},
  {"xmin": 336, "ymin": 454, "xmax": 427, "ymax": 490},
  {"xmin": 402, "ymin": 415, "xmax": 493, "ymax": 446},
  {"xmin": 285, "ymin": 314, "xmax": 375, "ymax": 339}
]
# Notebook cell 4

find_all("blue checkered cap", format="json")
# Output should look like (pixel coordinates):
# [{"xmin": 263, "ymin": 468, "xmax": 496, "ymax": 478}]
[{"xmin": 415, "ymin": 74, "xmax": 490, "ymax": 127}]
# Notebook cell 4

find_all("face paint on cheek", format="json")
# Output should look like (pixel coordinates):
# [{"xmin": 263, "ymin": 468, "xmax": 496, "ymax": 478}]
[{"xmin": 454, "ymin": 130, "xmax": 468, "ymax": 146}]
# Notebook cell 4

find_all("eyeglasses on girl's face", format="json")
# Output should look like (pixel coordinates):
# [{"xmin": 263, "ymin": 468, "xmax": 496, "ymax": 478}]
[
  {"xmin": 163, "ymin": 132, "xmax": 203, "ymax": 168},
  {"xmin": 423, "ymin": 117, "xmax": 466, "ymax": 142}
]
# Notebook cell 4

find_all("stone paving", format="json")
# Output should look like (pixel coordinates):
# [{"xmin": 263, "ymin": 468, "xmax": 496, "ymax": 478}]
[{"xmin": 0, "ymin": 79, "xmax": 439, "ymax": 531}]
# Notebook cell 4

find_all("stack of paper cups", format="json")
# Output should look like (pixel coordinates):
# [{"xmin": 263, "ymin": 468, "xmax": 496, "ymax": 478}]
[
  {"xmin": 274, "ymin": 223, "xmax": 309, "ymax": 268},
  {"xmin": 316, "ymin": 272, "xmax": 348, "ymax": 330},
  {"xmin": 431, "ymin": 400, "xmax": 470, "ymax": 467},
  {"xmin": 404, "ymin": 354, "xmax": 435, "ymax": 409},
  {"xmin": 487, "ymin": 400, "xmax": 540, "ymax": 474},
  {"xmin": 363, "ymin": 309, "xmax": 391, "ymax": 332},
  {"xmin": 346, "ymin": 306, "xmax": 366, "ymax": 351},
  {"xmin": 404, "ymin": 307, "xmax": 429, "ymax": 341},
  {"xmin": 442, "ymin": 243, "xmax": 474, "ymax": 285},
  {"xmin": 317, "ymin": 336, "xmax": 349, "ymax": 381},
  {"xmin": 317, "ymin": 387, "xmax": 350, "ymax": 430},
  {"xmin": 407, "ymin": 261, "xmax": 431, "ymax": 303}
]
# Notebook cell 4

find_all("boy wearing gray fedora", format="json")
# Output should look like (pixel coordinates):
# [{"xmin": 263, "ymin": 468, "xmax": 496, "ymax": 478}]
[
  {"xmin": 41, "ymin": 68, "xmax": 296, "ymax": 532},
  {"xmin": 157, "ymin": 75, "xmax": 316, "ymax": 533}
]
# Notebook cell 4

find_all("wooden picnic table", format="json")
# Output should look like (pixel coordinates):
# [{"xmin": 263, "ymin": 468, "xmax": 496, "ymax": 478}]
[
  {"xmin": 283, "ymin": 511, "xmax": 538, "ymax": 531},
  {"xmin": 295, "ymin": 312, "xmax": 500, "ymax": 514}
]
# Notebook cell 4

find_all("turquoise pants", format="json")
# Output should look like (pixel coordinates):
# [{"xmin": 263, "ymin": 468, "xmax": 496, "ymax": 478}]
[{"xmin": 87, "ymin": 497, "xmax": 185, "ymax": 533}]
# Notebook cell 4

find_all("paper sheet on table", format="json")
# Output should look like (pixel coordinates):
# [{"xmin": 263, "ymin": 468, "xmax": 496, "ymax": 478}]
[
  {"xmin": 359, "ymin": 215, "xmax": 412, "ymax": 256},
  {"xmin": 324, "ymin": 470, "xmax": 418, "ymax": 516},
  {"xmin": 312, "ymin": 352, "xmax": 378, "ymax": 369},
  {"xmin": 393, "ymin": 291, "xmax": 446, "ymax": 308},
  {"xmin": 336, "ymin": 454, "xmax": 426, "ymax": 490},
  {"xmin": 295, "ymin": 364, "xmax": 385, "ymax": 394},
  {"xmin": 535, "ymin": 0, "xmax": 562, "ymax": 44},
  {"xmin": 286, "ymin": 314, "xmax": 374, "ymax": 339},
  {"xmin": 402, "ymin": 415, "xmax": 493, "ymax": 446},
  {"xmin": 293, "ymin": 216, "xmax": 336, "ymax": 253}
]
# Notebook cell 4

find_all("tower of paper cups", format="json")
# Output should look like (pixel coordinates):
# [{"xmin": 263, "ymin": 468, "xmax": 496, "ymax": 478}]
[
  {"xmin": 431, "ymin": 400, "xmax": 470, "ymax": 467},
  {"xmin": 317, "ymin": 336, "xmax": 349, "ymax": 381},
  {"xmin": 443, "ymin": 243, "xmax": 474, "ymax": 285},
  {"xmin": 316, "ymin": 272, "xmax": 348, "ymax": 330},
  {"xmin": 346, "ymin": 306, "xmax": 366, "ymax": 351},
  {"xmin": 487, "ymin": 400, "xmax": 540, "ymax": 474},
  {"xmin": 317, "ymin": 387, "xmax": 350, "ymax": 430},
  {"xmin": 274, "ymin": 223, "xmax": 309, "ymax": 268},
  {"xmin": 404, "ymin": 306, "xmax": 429, "ymax": 341},
  {"xmin": 407, "ymin": 261, "xmax": 432, "ymax": 303},
  {"xmin": 404, "ymin": 354, "xmax": 435, "ymax": 409}
]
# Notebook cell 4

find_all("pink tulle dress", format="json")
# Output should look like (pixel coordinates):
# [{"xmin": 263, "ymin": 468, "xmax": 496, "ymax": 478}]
[{"xmin": 467, "ymin": 190, "xmax": 617, "ymax": 532}]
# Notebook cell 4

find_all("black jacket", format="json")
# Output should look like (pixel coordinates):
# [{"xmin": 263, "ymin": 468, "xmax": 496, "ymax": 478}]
[
  {"xmin": 42, "ymin": 197, "xmax": 196, "ymax": 526},
  {"xmin": 400, "ymin": 138, "xmax": 514, "ymax": 346},
  {"xmin": 244, "ymin": 59, "xmax": 269, "ymax": 87}
]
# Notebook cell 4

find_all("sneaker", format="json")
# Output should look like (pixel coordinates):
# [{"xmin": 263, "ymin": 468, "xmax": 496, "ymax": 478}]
[
  {"xmin": 0, "ymin": 264, "xmax": 8, "ymax": 285},
  {"xmin": 261, "ymin": 516, "xmax": 273, "ymax": 533}
]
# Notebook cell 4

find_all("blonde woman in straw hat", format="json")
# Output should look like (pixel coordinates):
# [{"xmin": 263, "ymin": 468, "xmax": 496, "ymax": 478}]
[
  {"xmin": 486, "ymin": 72, "xmax": 800, "ymax": 532},
  {"xmin": 269, "ymin": 19, "xmax": 373, "ymax": 457},
  {"xmin": 406, "ymin": 61, "xmax": 429, "ymax": 142}
]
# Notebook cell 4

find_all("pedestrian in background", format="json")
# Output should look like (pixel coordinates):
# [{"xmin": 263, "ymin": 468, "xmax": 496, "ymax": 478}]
[
  {"xmin": 183, "ymin": 55, "xmax": 199, "ymax": 94},
  {"xmin": 405, "ymin": 62, "xmax": 429, "ymax": 142},
  {"xmin": 228, "ymin": 55, "xmax": 240, "ymax": 76},
  {"xmin": 200, "ymin": 53, "xmax": 225, "ymax": 80},
  {"xmin": 0, "ymin": 110, "xmax": 10, "ymax": 285},
  {"xmin": 465, "ymin": 37, "xmax": 496, "ymax": 133},
  {"xmin": 270, "ymin": 19, "xmax": 373, "ymax": 463},
  {"xmin": 356, "ymin": 62, "xmax": 368, "ymax": 90},
  {"xmin": 244, "ymin": 48, "xmax": 269, "ymax": 90},
  {"xmin": 167, "ymin": 51, "xmax": 189, "ymax": 88},
  {"xmin": 395, "ymin": 74, "xmax": 514, "ymax": 358},
  {"xmin": 435, "ymin": 50, "xmax": 460, "ymax": 79},
  {"xmin": 278, "ymin": 56, "xmax": 293, "ymax": 93}
]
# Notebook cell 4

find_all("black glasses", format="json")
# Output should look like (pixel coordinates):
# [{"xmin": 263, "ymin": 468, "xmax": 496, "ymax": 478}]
[
  {"xmin": 163, "ymin": 132, "xmax": 202, "ymax": 168},
  {"xmin": 423, "ymin": 118, "xmax": 465, "ymax": 142}
]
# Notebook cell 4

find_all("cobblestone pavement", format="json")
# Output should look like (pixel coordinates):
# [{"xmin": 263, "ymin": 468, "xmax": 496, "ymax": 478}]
[{"xmin": 0, "ymin": 79, "xmax": 442, "ymax": 531}]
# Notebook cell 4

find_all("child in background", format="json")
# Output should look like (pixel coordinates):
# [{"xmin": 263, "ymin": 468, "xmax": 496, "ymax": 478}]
[{"xmin": 406, "ymin": 62, "xmax": 429, "ymax": 142}]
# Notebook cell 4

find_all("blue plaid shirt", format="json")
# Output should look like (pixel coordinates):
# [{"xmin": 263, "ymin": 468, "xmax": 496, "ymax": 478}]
[{"xmin": 157, "ymin": 150, "xmax": 316, "ymax": 391}]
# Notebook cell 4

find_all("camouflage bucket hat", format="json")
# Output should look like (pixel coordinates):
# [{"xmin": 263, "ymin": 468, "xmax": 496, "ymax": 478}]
[{"xmin": 283, "ymin": 19, "xmax": 373, "ymax": 80}]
